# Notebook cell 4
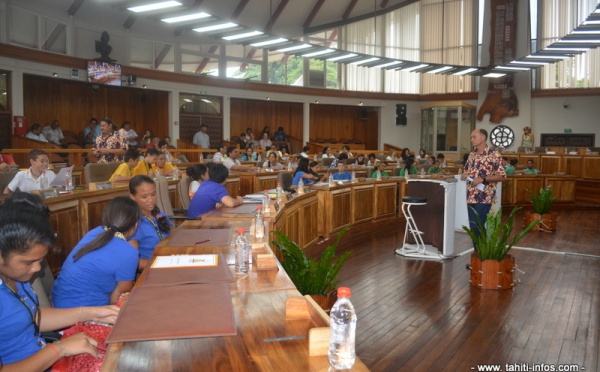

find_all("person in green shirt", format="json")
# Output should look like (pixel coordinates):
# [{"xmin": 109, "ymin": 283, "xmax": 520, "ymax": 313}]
[
  {"xmin": 523, "ymin": 159, "xmax": 539, "ymax": 174},
  {"xmin": 371, "ymin": 163, "xmax": 389, "ymax": 178},
  {"xmin": 428, "ymin": 160, "xmax": 443, "ymax": 174},
  {"xmin": 504, "ymin": 157, "xmax": 518, "ymax": 174},
  {"xmin": 400, "ymin": 157, "xmax": 418, "ymax": 177}
]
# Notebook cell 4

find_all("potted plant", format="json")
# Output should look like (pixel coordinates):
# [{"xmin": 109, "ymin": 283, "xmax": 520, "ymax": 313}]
[
  {"xmin": 524, "ymin": 185, "xmax": 557, "ymax": 232},
  {"xmin": 463, "ymin": 207, "xmax": 539, "ymax": 290},
  {"xmin": 271, "ymin": 227, "xmax": 350, "ymax": 311}
]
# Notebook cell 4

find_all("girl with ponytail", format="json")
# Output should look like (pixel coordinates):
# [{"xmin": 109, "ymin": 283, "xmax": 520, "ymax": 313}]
[{"xmin": 52, "ymin": 197, "xmax": 140, "ymax": 308}]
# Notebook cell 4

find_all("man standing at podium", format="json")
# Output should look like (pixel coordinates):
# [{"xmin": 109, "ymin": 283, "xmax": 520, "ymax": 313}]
[{"xmin": 461, "ymin": 128, "xmax": 505, "ymax": 250}]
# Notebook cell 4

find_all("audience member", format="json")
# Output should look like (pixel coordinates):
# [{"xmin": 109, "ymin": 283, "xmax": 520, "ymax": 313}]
[
  {"xmin": 273, "ymin": 126, "xmax": 289, "ymax": 152},
  {"xmin": 385, "ymin": 150, "xmax": 397, "ymax": 162},
  {"xmin": 223, "ymin": 146, "xmax": 253, "ymax": 172},
  {"xmin": 42, "ymin": 120, "xmax": 65, "ymax": 145},
  {"xmin": 400, "ymin": 157, "xmax": 418, "ymax": 176},
  {"xmin": 187, "ymin": 163, "xmax": 243, "ymax": 217},
  {"xmin": 212, "ymin": 145, "xmax": 227, "ymax": 163},
  {"xmin": 0, "ymin": 144, "xmax": 17, "ymax": 170},
  {"xmin": 292, "ymin": 158, "xmax": 320, "ymax": 186},
  {"xmin": 259, "ymin": 132, "xmax": 272, "ymax": 150},
  {"xmin": 400, "ymin": 148, "xmax": 411, "ymax": 161},
  {"xmin": 128, "ymin": 175, "xmax": 171, "ymax": 271},
  {"xmin": 83, "ymin": 117, "xmax": 101, "ymax": 145},
  {"xmin": 147, "ymin": 136, "xmax": 160, "ymax": 149},
  {"xmin": 140, "ymin": 129, "xmax": 153, "ymax": 148},
  {"xmin": 237, "ymin": 133, "xmax": 248, "ymax": 149},
  {"xmin": 260, "ymin": 125, "xmax": 271, "ymax": 139},
  {"xmin": 158, "ymin": 140, "xmax": 175, "ymax": 163},
  {"xmin": 342, "ymin": 145, "xmax": 354, "ymax": 158},
  {"xmin": 371, "ymin": 163, "xmax": 388, "ymax": 178},
  {"xmin": 163, "ymin": 136, "xmax": 176, "ymax": 149},
  {"xmin": 322, "ymin": 146, "xmax": 335, "ymax": 159},
  {"xmin": 241, "ymin": 146, "xmax": 259, "ymax": 161},
  {"xmin": 266, "ymin": 144, "xmax": 283, "ymax": 159},
  {"xmin": 25, "ymin": 123, "xmax": 48, "ymax": 142},
  {"xmin": 332, "ymin": 161, "xmax": 352, "ymax": 181},
  {"xmin": 330, "ymin": 152, "xmax": 349, "ymax": 169},
  {"xmin": 246, "ymin": 132, "xmax": 259, "ymax": 149},
  {"xmin": 0, "ymin": 204, "xmax": 118, "ymax": 369},
  {"xmin": 91, "ymin": 118, "xmax": 127, "ymax": 163},
  {"xmin": 192, "ymin": 124, "xmax": 210, "ymax": 149},
  {"xmin": 416, "ymin": 149, "xmax": 428, "ymax": 163},
  {"xmin": 118, "ymin": 121, "xmax": 138, "ymax": 147},
  {"xmin": 428, "ymin": 159, "xmax": 443, "ymax": 174},
  {"xmin": 152, "ymin": 151, "xmax": 176, "ymax": 176},
  {"xmin": 52, "ymin": 197, "xmax": 139, "ymax": 308},
  {"xmin": 523, "ymin": 159, "xmax": 539, "ymax": 174},
  {"xmin": 133, "ymin": 148, "xmax": 159, "ymax": 176},
  {"xmin": 109, "ymin": 148, "xmax": 140, "ymax": 182},
  {"xmin": 354, "ymin": 153, "xmax": 366, "ymax": 166},
  {"xmin": 436, "ymin": 153, "xmax": 446, "ymax": 167},
  {"xmin": 367, "ymin": 153, "xmax": 379, "ymax": 167},
  {"xmin": 4, "ymin": 149, "xmax": 56, "ymax": 193},
  {"xmin": 504, "ymin": 158, "xmax": 518, "ymax": 175},
  {"xmin": 300, "ymin": 146, "xmax": 310, "ymax": 159},
  {"xmin": 263, "ymin": 152, "xmax": 284, "ymax": 170},
  {"xmin": 186, "ymin": 163, "xmax": 208, "ymax": 198}
]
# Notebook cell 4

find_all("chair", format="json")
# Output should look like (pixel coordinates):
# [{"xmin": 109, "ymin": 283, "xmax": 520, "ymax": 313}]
[
  {"xmin": 0, "ymin": 170, "xmax": 18, "ymax": 191},
  {"xmin": 322, "ymin": 157, "xmax": 335, "ymax": 168},
  {"xmin": 155, "ymin": 176, "xmax": 194, "ymax": 224},
  {"xmin": 277, "ymin": 172, "xmax": 293, "ymax": 189},
  {"xmin": 177, "ymin": 178, "xmax": 192, "ymax": 210},
  {"xmin": 83, "ymin": 162, "xmax": 122, "ymax": 183},
  {"xmin": 392, "ymin": 167, "xmax": 402, "ymax": 177},
  {"xmin": 29, "ymin": 259, "xmax": 54, "ymax": 308}
]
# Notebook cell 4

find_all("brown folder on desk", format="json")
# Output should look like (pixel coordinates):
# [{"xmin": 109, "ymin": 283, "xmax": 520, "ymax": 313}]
[
  {"xmin": 143, "ymin": 253, "xmax": 234, "ymax": 286},
  {"xmin": 106, "ymin": 283, "xmax": 236, "ymax": 343},
  {"xmin": 165, "ymin": 228, "xmax": 232, "ymax": 246},
  {"xmin": 222, "ymin": 204, "xmax": 258, "ymax": 214}
]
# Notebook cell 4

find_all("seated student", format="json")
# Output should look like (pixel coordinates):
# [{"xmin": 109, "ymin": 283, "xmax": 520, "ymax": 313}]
[
  {"xmin": 292, "ymin": 158, "xmax": 320, "ymax": 186},
  {"xmin": 0, "ymin": 205, "xmax": 119, "ymax": 369},
  {"xmin": 400, "ymin": 148, "xmax": 411, "ymax": 161},
  {"xmin": 263, "ymin": 152, "xmax": 284, "ymax": 170},
  {"xmin": 187, "ymin": 163, "xmax": 243, "ymax": 218},
  {"xmin": 416, "ymin": 148, "xmax": 428, "ymax": 163},
  {"xmin": 4, "ymin": 149, "xmax": 56, "ymax": 194},
  {"xmin": 332, "ymin": 161, "xmax": 352, "ymax": 181},
  {"xmin": 109, "ymin": 148, "xmax": 140, "ymax": 183},
  {"xmin": 223, "ymin": 146, "xmax": 254, "ymax": 172},
  {"xmin": 132, "ymin": 147, "xmax": 159, "ymax": 176},
  {"xmin": 341, "ymin": 145, "xmax": 354, "ymax": 158},
  {"xmin": 523, "ymin": 159, "xmax": 539, "ymax": 174},
  {"xmin": 52, "ymin": 197, "xmax": 140, "ymax": 308},
  {"xmin": 273, "ymin": 126, "xmax": 289, "ymax": 153},
  {"xmin": 371, "ymin": 163, "xmax": 389, "ymax": 178},
  {"xmin": 400, "ymin": 157, "xmax": 419, "ymax": 176},
  {"xmin": 330, "ymin": 152, "xmax": 349, "ymax": 169},
  {"xmin": 385, "ymin": 150, "xmax": 397, "ymax": 162},
  {"xmin": 428, "ymin": 159, "xmax": 443, "ymax": 174},
  {"xmin": 436, "ymin": 153, "xmax": 446, "ymax": 167},
  {"xmin": 186, "ymin": 163, "xmax": 208, "ymax": 198},
  {"xmin": 322, "ymin": 146, "xmax": 335, "ymax": 159},
  {"xmin": 158, "ymin": 140, "xmax": 175, "ymax": 163},
  {"xmin": 25, "ymin": 123, "xmax": 48, "ymax": 142},
  {"xmin": 266, "ymin": 144, "xmax": 283, "ymax": 160},
  {"xmin": 237, "ymin": 133, "xmax": 248, "ymax": 149},
  {"xmin": 367, "ymin": 153, "xmax": 379, "ymax": 167},
  {"xmin": 354, "ymin": 153, "xmax": 366, "ymax": 166},
  {"xmin": 241, "ymin": 146, "xmax": 258, "ymax": 161},
  {"xmin": 152, "ymin": 151, "xmax": 176, "ymax": 176},
  {"xmin": 212, "ymin": 145, "xmax": 227, "ymax": 164},
  {"xmin": 259, "ymin": 132, "xmax": 272, "ymax": 151},
  {"xmin": 0, "ymin": 144, "xmax": 17, "ymax": 171},
  {"xmin": 504, "ymin": 157, "xmax": 517, "ymax": 174},
  {"xmin": 128, "ymin": 175, "xmax": 171, "ymax": 271},
  {"xmin": 300, "ymin": 146, "xmax": 310, "ymax": 159}
]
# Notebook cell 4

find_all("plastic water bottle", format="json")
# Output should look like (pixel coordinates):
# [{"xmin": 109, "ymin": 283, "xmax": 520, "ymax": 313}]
[
  {"xmin": 173, "ymin": 167, "xmax": 179, "ymax": 180},
  {"xmin": 351, "ymin": 171, "xmax": 356, "ymax": 183},
  {"xmin": 396, "ymin": 159, "xmax": 400, "ymax": 168},
  {"xmin": 328, "ymin": 174, "xmax": 334, "ymax": 187},
  {"xmin": 40, "ymin": 171, "xmax": 48, "ymax": 190},
  {"xmin": 287, "ymin": 161, "xmax": 293, "ymax": 171},
  {"xmin": 376, "ymin": 170, "xmax": 382, "ymax": 181},
  {"xmin": 458, "ymin": 167, "xmax": 463, "ymax": 175},
  {"xmin": 276, "ymin": 182, "xmax": 283, "ymax": 203},
  {"xmin": 65, "ymin": 170, "xmax": 74, "ymax": 191},
  {"xmin": 262, "ymin": 190, "xmax": 270, "ymax": 213},
  {"xmin": 329, "ymin": 287, "xmax": 357, "ymax": 370},
  {"xmin": 420, "ymin": 167, "xmax": 426, "ymax": 176},
  {"xmin": 254, "ymin": 206, "xmax": 264, "ymax": 239},
  {"xmin": 234, "ymin": 228, "xmax": 250, "ymax": 275},
  {"xmin": 298, "ymin": 178, "xmax": 304, "ymax": 194},
  {"xmin": 199, "ymin": 152, "xmax": 204, "ymax": 161}
]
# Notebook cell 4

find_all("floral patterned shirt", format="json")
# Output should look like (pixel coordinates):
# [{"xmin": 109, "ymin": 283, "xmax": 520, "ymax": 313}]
[
  {"xmin": 94, "ymin": 132, "xmax": 127, "ymax": 163},
  {"xmin": 464, "ymin": 146, "xmax": 505, "ymax": 204}
]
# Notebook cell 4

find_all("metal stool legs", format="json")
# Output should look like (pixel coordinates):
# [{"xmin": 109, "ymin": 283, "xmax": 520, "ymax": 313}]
[{"xmin": 396, "ymin": 196, "xmax": 439, "ymax": 258}]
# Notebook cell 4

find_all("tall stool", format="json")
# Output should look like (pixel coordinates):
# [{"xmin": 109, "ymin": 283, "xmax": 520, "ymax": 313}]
[{"xmin": 395, "ymin": 196, "xmax": 437, "ymax": 258}]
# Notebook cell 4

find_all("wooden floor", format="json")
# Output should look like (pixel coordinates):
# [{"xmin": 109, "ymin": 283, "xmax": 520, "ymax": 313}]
[{"xmin": 332, "ymin": 209, "xmax": 600, "ymax": 372}]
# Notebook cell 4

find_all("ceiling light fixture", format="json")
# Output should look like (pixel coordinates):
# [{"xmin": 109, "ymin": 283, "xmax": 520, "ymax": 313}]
[
  {"xmin": 128, "ymin": 1, "xmax": 181, "ymax": 13},
  {"xmin": 495, "ymin": 65, "xmax": 531, "ymax": 71},
  {"xmin": 558, "ymin": 38, "xmax": 600, "ymax": 43},
  {"xmin": 526, "ymin": 54, "xmax": 570, "ymax": 59},
  {"xmin": 350, "ymin": 57, "xmax": 380, "ymax": 65},
  {"xmin": 483, "ymin": 72, "xmax": 506, "ymax": 78},
  {"xmin": 193, "ymin": 22, "xmax": 237, "ymax": 33},
  {"xmin": 373, "ymin": 61, "xmax": 403, "ymax": 68},
  {"xmin": 201, "ymin": 99, "xmax": 212, "ymax": 103},
  {"xmin": 183, "ymin": 98, "xmax": 193, "ymax": 102},
  {"xmin": 302, "ymin": 49, "xmax": 335, "ymax": 57},
  {"xmin": 161, "ymin": 12, "xmax": 210, "ymax": 23},
  {"xmin": 427, "ymin": 66, "xmax": 453, "ymax": 74},
  {"xmin": 453, "ymin": 68, "xmax": 479, "ymax": 75},
  {"xmin": 250, "ymin": 38, "xmax": 288, "ymax": 47},
  {"xmin": 510, "ymin": 60, "xmax": 550, "ymax": 65},
  {"xmin": 223, "ymin": 31, "xmax": 263, "ymax": 41},
  {"xmin": 277, "ymin": 44, "xmax": 312, "ymax": 53},
  {"xmin": 326, "ymin": 53, "xmax": 358, "ymax": 62},
  {"xmin": 402, "ymin": 64, "xmax": 429, "ymax": 72},
  {"xmin": 544, "ymin": 46, "xmax": 591, "ymax": 51}
]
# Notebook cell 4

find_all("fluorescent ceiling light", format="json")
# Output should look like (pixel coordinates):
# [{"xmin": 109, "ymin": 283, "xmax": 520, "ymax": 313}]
[
  {"xmin": 250, "ymin": 38, "xmax": 288, "ymax": 47},
  {"xmin": 128, "ymin": 1, "xmax": 181, "ymax": 13},
  {"xmin": 571, "ymin": 29, "xmax": 600, "ymax": 34},
  {"xmin": 558, "ymin": 38, "xmax": 600, "ymax": 43},
  {"xmin": 526, "ymin": 54, "xmax": 570, "ymax": 59},
  {"xmin": 373, "ymin": 61, "xmax": 403, "ymax": 68},
  {"xmin": 427, "ymin": 66, "xmax": 453, "ymax": 74},
  {"xmin": 183, "ymin": 98, "xmax": 193, "ymax": 102},
  {"xmin": 350, "ymin": 57, "xmax": 380, "ymax": 65},
  {"xmin": 161, "ymin": 12, "xmax": 210, "ymax": 23},
  {"xmin": 510, "ymin": 60, "xmax": 550, "ymax": 65},
  {"xmin": 326, "ymin": 53, "xmax": 358, "ymax": 62},
  {"xmin": 483, "ymin": 72, "xmax": 506, "ymax": 78},
  {"xmin": 402, "ymin": 64, "xmax": 429, "ymax": 72},
  {"xmin": 545, "ymin": 46, "xmax": 591, "ymax": 51},
  {"xmin": 201, "ymin": 99, "xmax": 212, "ymax": 103},
  {"xmin": 302, "ymin": 49, "xmax": 335, "ymax": 57},
  {"xmin": 453, "ymin": 67, "xmax": 478, "ymax": 75},
  {"xmin": 583, "ymin": 20, "xmax": 600, "ymax": 25},
  {"xmin": 495, "ymin": 65, "xmax": 531, "ymax": 71},
  {"xmin": 277, "ymin": 44, "xmax": 312, "ymax": 53},
  {"xmin": 193, "ymin": 22, "xmax": 237, "ymax": 33},
  {"xmin": 223, "ymin": 31, "xmax": 263, "ymax": 41}
]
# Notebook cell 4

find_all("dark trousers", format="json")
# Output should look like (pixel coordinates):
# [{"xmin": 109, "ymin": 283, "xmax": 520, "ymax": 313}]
[{"xmin": 467, "ymin": 203, "xmax": 492, "ymax": 251}]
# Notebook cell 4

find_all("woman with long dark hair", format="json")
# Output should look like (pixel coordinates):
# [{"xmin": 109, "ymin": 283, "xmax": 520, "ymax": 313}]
[
  {"xmin": 400, "ymin": 157, "xmax": 419, "ymax": 177},
  {"xmin": 292, "ymin": 157, "xmax": 320, "ymax": 186},
  {"xmin": 186, "ymin": 163, "xmax": 208, "ymax": 198},
  {"xmin": 128, "ymin": 175, "xmax": 172, "ymax": 271},
  {"xmin": 52, "ymin": 197, "xmax": 140, "ymax": 308},
  {"xmin": 0, "ymin": 205, "xmax": 118, "ymax": 369}
]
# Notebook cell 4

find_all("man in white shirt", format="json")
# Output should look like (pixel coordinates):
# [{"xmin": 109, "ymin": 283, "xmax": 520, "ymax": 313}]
[
  {"xmin": 25, "ymin": 123, "xmax": 48, "ymax": 142},
  {"xmin": 300, "ymin": 146, "xmax": 310, "ymax": 159},
  {"xmin": 223, "ymin": 146, "xmax": 254, "ymax": 172},
  {"xmin": 193, "ymin": 124, "xmax": 210, "ymax": 149},
  {"xmin": 42, "ymin": 120, "xmax": 65, "ymax": 145}
]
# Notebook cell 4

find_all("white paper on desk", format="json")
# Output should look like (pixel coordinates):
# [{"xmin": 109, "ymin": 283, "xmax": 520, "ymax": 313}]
[
  {"xmin": 49, "ymin": 166, "xmax": 74, "ymax": 187},
  {"xmin": 151, "ymin": 254, "xmax": 218, "ymax": 268}
]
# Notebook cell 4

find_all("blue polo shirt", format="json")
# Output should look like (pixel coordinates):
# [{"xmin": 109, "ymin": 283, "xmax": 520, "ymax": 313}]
[
  {"xmin": 332, "ymin": 171, "xmax": 352, "ymax": 181},
  {"xmin": 187, "ymin": 180, "xmax": 229, "ymax": 218},
  {"xmin": 0, "ymin": 281, "xmax": 43, "ymax": 364},
  {"xmin": 52, "ymin": 226, "xmax": 138, "ymax": 308},
  {"xmin": 292, "ymin": 171, "xmax": 316, "ymax": 186},
  {"xmin": 131, "ymin": 213, "xmax": 171, "ymax": 259}
]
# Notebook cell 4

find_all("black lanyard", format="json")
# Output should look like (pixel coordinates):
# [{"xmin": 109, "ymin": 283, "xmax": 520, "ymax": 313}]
[
  {"xmin": 145, "ymin": 215, "xmax": 163, "ymax": 240},
  {"xmin": 4, "ymin": 281, "xmax": 43, "ymax": 346}
]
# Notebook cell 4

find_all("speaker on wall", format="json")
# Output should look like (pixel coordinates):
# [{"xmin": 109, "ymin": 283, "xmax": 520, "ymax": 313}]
[{"xmin": 396, "ymin": 103, "xmax": 407, "ymax": 125}]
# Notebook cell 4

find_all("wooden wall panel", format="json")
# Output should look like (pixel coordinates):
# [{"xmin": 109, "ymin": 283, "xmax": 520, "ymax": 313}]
[
  {"xmin": 23, "ymin": 74, "xmax": 169, "ymax": 140},
  {"xmin": 309, "ymin": 104, "xmax": 378, "ymax": 150},
  {"xmin": 230, "ymin": 98, "xmax": 303, "ymax": 141}
]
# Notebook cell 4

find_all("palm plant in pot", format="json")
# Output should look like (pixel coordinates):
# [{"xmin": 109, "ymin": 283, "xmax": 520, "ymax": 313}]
[
  {"xmin": 524, "ymin": 185, "xmax": 557, "ymax": 232},
  {"xmin": 271, "ymin": 227, "xmax": 350, "ymax": 311},
  {"xmin": 463, "ymin": 207, "xmax": 539, "ymax": 290}
]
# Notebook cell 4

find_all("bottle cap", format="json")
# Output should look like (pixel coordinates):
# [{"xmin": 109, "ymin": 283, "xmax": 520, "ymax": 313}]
[
  {"xmin": 257, "ymin": 206, "xmax": 262, "ymax": 210},
  {"xmin": 237, "ymin": 228, "xmax": 245, "ymax": 234},
  {"xmin": 264, "ymin": 190, "xmax": 268, "ymax": 192},
  {"xmin": 337, "ymin": 287, "xmax": 351, "ymax": 298}
]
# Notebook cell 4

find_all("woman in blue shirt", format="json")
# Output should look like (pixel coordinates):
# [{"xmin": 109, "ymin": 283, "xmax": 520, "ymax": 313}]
[
  {"xmin": 292, "ymin": 158, "xmax": 321, "ymax": 186},
  {"xmin": 128, "ymin": 175, "xmax": 172, "ymax": 271},
  {"xmin": 0, "ymin": 203, "xmax": 118, "ymax": 370},
  {"xmin": 52, "ymin": 197, "xmax": 141, "ymax": 308}
]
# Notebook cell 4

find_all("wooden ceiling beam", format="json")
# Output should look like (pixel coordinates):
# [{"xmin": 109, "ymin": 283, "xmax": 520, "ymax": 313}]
[
  {"xmin": 380, "ymin": 0, "xmax": 390, "ymax": 8},
  {"xmin": 342, "ymin": 0, "xmax": 359, "ymax": 20},
  {"xmin": 263, "ymin": 0, "xmax": 289, "ymax": 33},
  {"xmin": 154, "ymin": 44, "xmax": 173, "ymax": 69},
  {"xmin": 67, "ymin": 0, "xmax": 85, "ymax": 16},
  {"xmin": 303, "ymin": 0, "xmax": 326, "ymax": 28},
  {"xmin": 41, "ymin": 24, "xmax": 66, "ymax": 51},
  {"xmin": 123, "ymin": 14, "xmax": 137, "ymax": 30}
]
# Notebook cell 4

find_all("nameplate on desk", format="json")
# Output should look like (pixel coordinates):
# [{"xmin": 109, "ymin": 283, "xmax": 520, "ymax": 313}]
[
  {"xmin": 151, "ymin": 254, "xmax": 218, "ymax": 268},
  {"xmin": 89, "ymin": 181, "xmax": 113, "ymax": 191},
  {"xmin": 36, "ymin": 188, "xmax": 59, "ymax": 199}
]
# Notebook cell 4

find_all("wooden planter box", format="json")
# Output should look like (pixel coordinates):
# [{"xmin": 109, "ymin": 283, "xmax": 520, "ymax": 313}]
[
  {"xmin": 470, "ymin": 253, "xmax": 515, "ymax": 290},
  {"xmin": 524, "ymin": 210, "xmax": 558, "ymax": 232}
]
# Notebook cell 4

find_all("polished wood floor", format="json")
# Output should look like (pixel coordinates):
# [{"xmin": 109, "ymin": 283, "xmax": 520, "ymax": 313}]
[{"xmin": 332, "ymin": 209, "xmax": 600, "ymax": 372}]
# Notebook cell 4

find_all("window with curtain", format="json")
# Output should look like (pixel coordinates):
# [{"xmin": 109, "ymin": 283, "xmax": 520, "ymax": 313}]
[
  {"xmin": 537, "ymin": 0, "xmax": 600, "ymax": 89},
  {"xmin": 343, "ymin": 17, "xmax": 383, "ymax": 92}
]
